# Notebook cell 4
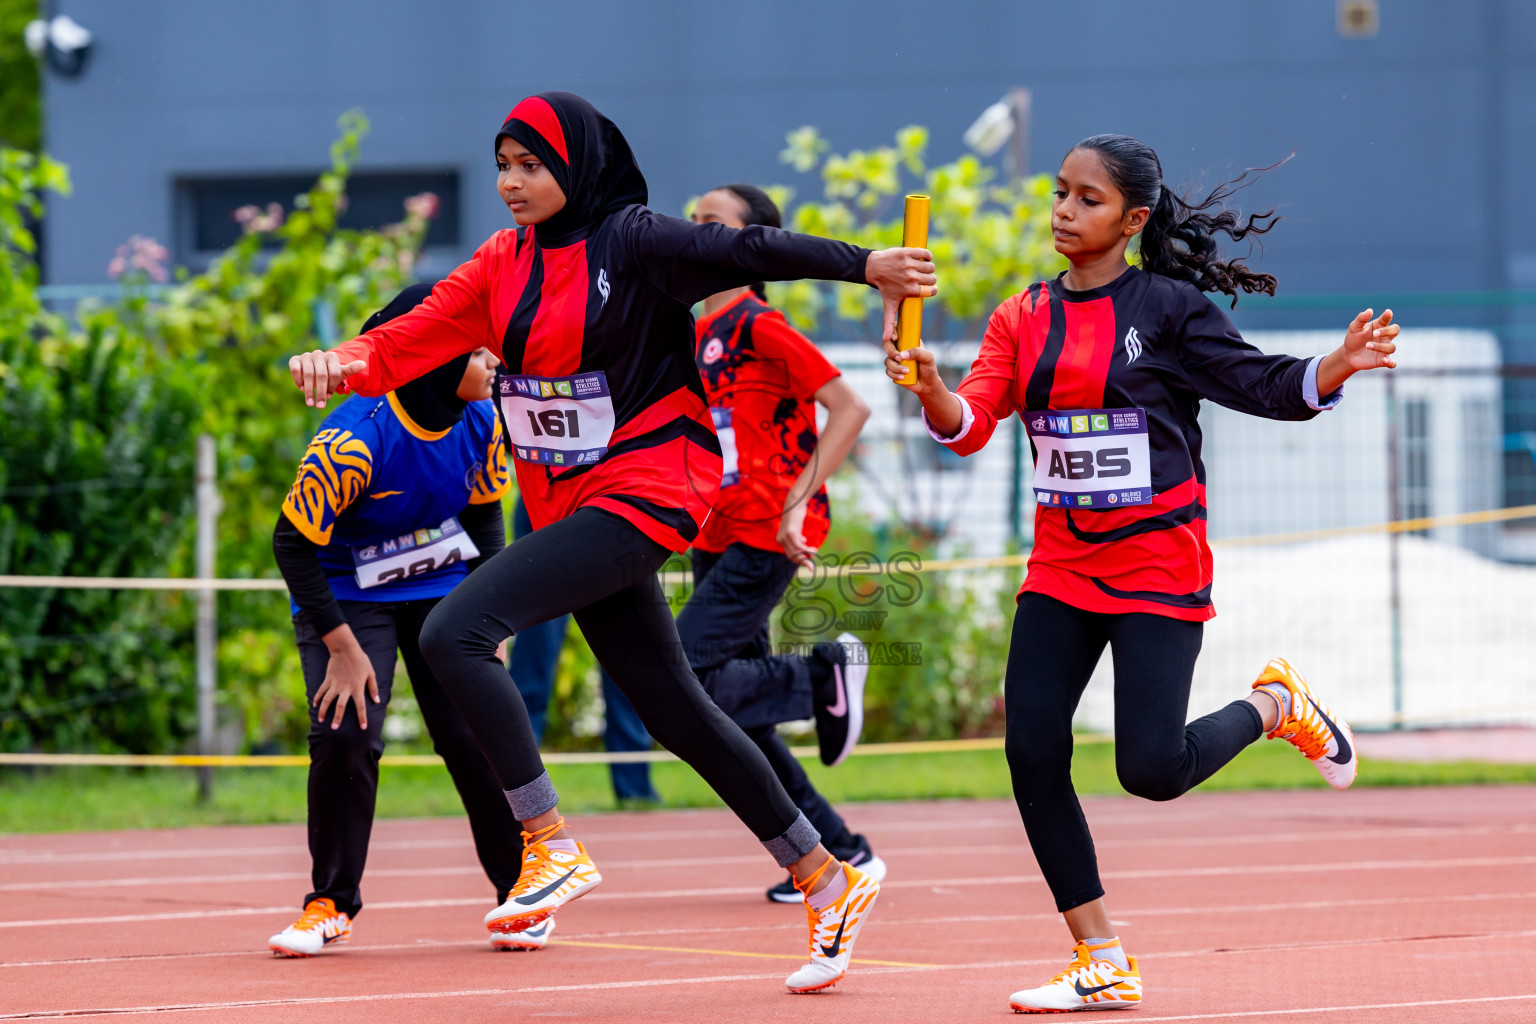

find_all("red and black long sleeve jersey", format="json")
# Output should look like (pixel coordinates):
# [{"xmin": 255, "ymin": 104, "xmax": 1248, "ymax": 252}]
[
  {"xmin": 333, "ymin": 210, "xmax": 869, "ymax": 551},
  {"xmin": 933, "ymin": 267, "xmax": 1338, "ymax": 620}
]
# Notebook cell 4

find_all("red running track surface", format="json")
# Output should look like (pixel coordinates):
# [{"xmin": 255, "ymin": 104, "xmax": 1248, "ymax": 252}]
[{"xmin": 1, "ymin": 785, "xmax": 1533, "ymax": 1022}]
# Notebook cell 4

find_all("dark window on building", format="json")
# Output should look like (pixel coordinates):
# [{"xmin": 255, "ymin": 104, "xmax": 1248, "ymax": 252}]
[{"xmin": 175, "ymin": 170, "xmax": 460, "ymax": 259}]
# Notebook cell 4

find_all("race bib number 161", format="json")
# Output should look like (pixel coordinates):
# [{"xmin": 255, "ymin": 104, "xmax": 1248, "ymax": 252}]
[
  {"xmin": 499, "ymin": 371, "xmax": 616, "ymax": 468},
  {"xmin": 1027, "ymin": 407, "xmax": 1153, "ymax": 509}
]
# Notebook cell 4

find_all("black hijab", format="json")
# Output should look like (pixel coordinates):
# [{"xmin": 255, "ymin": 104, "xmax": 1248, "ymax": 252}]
[
  {"xmin": 495, "ymin": 92, "xmax": 648, "ymax": 247},
  {"xmin": 363, "ymin": 283, "xmax": 474, "ymax": 432}
]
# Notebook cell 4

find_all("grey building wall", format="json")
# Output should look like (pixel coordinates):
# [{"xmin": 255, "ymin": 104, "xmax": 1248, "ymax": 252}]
[{"xmin": 40, "ymin": 1, "xmax": 1536, "ymax": 342}]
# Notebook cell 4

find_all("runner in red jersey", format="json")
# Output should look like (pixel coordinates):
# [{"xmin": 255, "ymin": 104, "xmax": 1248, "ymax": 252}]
[
  {"xmin": 888, "ymin": 135, "xmax": 1400, "ymax": 1014},
  {"xmin": 682, "ymin": 185, "xmax": 888, "ymax": 905},
  {"xmin": 288, "ymin": 92, "xmax": 934, "ymax": 993}
]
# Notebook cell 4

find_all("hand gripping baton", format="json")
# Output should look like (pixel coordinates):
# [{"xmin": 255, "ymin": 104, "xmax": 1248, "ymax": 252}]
[{"xmin": 894, "ymin": 194, "xmax": 929, "ymax": 387}]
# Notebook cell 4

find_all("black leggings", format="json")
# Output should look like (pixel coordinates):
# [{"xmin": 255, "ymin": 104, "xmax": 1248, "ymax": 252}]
[
  {"xmin": 418, "ymin": 507, "xmax": 817, "ymax": 866},
  {"xmin": 294, "ymin": 598, "xmax": 523, "ymax": 917},
  {"xmin": 1006, "ymin": 592, "xmax": 1264, "ymax": 912}
]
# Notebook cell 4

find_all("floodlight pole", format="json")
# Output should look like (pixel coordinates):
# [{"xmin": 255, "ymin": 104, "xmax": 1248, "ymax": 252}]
[
  {"xmin": 1004, "ymin": 87, "xmax": 1031, "ymax": 182},
  {"xmin": 195, "ymin": 435, "xmax": 219, "ymax": 800},
  {"xmin": 1006, "ymin": 87, "xmax": 1032, "ymax": 550}
]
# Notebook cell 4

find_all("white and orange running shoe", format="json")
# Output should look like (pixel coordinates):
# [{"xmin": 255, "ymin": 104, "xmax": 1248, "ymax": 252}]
[
  {"xmin": 268, "ymin": 898, "xmax": 352, "ymax": 957},
  {"xmin": 484, "ymin": 838, "xmax": 601, "ymax": 935},
  {"xmin": 491, "ymin": 915, "xmax": 555, "ymax": 951},
  {"xmin": 1253, "ymin": 657, "xmax": 1358, "ymax": 790},
  {"xmin": 1008, "ymin": 939, "xmax": 1141, "ymax": 1013},
  {"xmin": 784, "ymin": 860, "xmax": 880, "ymax": 993}
]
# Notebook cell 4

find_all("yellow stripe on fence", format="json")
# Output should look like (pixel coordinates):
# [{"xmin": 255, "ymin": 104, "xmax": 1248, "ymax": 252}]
[
  {"xmin": 3, "ymin": 705, "xmax": 1533, "ymax": 768},
  {"xmin": 3, "ymin": 503, "xmax": 1534, "ymax": 592}
]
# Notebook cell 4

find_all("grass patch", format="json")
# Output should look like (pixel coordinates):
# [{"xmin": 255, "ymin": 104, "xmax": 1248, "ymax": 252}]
[{"xmin": 3, "ymin": 741, "xmax": 1533, "ymax": 834}]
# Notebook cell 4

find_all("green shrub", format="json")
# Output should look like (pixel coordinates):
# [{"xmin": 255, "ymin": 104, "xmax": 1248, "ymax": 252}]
[{"xmin": 0, "ymin": 115, "xmax": 434, "ymax": 753}]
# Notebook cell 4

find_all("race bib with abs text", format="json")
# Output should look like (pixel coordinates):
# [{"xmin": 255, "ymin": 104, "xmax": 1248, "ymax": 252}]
[{"xmin": 1027, "ymin": 408, "xmax": 1153, "ymax": 509}]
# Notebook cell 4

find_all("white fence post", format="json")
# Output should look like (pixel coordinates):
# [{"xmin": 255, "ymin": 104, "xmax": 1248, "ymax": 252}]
[
  {"xmin": 195, "ymin": 435, "xmax": 219, "ymax": 799},
  {"xmin": 1384, "ymin": 375, "xmax": 1405, "ymax": 730}
]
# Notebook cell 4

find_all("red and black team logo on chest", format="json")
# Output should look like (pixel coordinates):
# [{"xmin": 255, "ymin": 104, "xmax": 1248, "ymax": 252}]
[{"xmin": 695, "ymin": 299, "xmax": 756, "ymax": 390}]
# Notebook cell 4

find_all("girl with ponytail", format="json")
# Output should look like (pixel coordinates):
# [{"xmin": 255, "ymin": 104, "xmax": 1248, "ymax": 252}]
[{"xmin": 887, "ymin": 135, "xmax": 1400, "ymax": 1013}]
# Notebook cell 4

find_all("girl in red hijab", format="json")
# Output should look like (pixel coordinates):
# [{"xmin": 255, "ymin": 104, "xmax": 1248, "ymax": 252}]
[{"xmin": 289, "ymin": 92, "xmax": 934, "ymax": 993}]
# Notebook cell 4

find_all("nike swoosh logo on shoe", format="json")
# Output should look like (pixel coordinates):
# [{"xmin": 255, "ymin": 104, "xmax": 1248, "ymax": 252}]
[
  {"xmin": 818, "ymin": 904, "xmax": 852, "ymax": 958},
  {"xmin": 826, "ymin": 666, "xmax": 847, "ymax": 717},
  {"xmin": 1310, "ymin": 698, "xmax": 1354, "ymax": 764},
  {"xmin": 513, "ymin": 866, "xmax": 579, "ymax": 905},
  {"xmin": 1073, "ymin": 979, "xmax": 1119, "ymax": 996}
]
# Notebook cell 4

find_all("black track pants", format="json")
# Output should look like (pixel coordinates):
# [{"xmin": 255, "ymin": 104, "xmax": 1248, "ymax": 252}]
[
  {"xmin": 294, "ymin": 598, "xmax": 523, "ymax": 918},
  {"xmin": 417, "ymin": 507, "xmax": 816, "ymax": 864},
  {"xmin": 1006, "ymin": 592, "xmax": 1264, "ymax": 912}
]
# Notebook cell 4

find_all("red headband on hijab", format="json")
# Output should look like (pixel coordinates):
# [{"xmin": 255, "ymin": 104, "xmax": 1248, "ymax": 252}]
[{"xmin": 496, "ymin": 91, "xmax": 648, "ymax": 245}]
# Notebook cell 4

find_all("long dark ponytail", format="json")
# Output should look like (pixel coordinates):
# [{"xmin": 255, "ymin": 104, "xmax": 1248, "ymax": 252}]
[
  {"xmin": 715, "ymin": 183, "xmax": 781, "ymax": 301},
  {"xmin": 1070, "ymin": 134, "xmax": 1287, "ymax": 307}
]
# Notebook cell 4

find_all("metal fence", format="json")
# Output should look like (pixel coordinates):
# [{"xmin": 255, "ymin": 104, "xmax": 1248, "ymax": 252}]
[{"xmin": 7, "ymin": 293, "xmax": 1536, "ymax": 768}]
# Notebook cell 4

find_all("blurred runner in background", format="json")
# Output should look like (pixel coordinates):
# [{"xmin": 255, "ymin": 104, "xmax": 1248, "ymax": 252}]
[{"xmin": 682, "ymin": 183, "xmax": 887, "ymax": 904}]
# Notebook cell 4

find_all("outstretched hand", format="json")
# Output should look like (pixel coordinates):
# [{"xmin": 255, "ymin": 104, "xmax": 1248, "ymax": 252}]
[
  {"xmin": 1341, "ymin": 308, "xmax": 1399, "ymax": 371},
  {"xmin": 865, "ymin": 247, "xmax": 937, "ymax": 343},
  {"xmin": 1315, "ymin": 308, "xmax": 1400, "ymax": 397},
  {"xmin": 289, "ymin": 349, "xmax": 368, "ymax": 408}
]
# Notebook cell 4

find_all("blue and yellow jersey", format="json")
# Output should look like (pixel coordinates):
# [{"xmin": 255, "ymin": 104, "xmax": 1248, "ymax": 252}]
[{"xmin": 281, "ymin": 391, "xmax": 510, "ymax": 603}]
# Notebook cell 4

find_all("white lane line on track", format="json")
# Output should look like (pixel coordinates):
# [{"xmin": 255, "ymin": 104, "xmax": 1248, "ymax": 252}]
[
  {"xmin": 6, "ymin": 855, "xmax": 1536, "ymax": 930},
  {"xmin": 5, "ymin": 937, "xmax": 1535, "ymax": 1019},
  {"xmin": 7, "ymin": 794, "xmax": 1524, "ymax": 867},
  {"xmin": 11, "ymin": 820, "xmax": 1533, "ymax": 890},
  {"xmin": 0, "ymin": 971, "xmax": 798, "ymax": 1019},
  {"xmin": 1118, "ymin": 993, "xmax": 1536, "ymax": 1021},
  {"xmin": 0, "ymin": 866, "xmax": 489, "ymax": 894},
  {"xmin": 0, "ymin": 817, "xmax": 1022, "ymax": 866},
  {"xmin": 0, "ymin": 818, "xmax": 1013, "ymax": 867},
  {"xmin": 8, "ymin": 891, "xmax": 1536, "ymax": 969},
  {"xmin": 0, "ymin": 837, "xmax": 469, "ymax": 866}
]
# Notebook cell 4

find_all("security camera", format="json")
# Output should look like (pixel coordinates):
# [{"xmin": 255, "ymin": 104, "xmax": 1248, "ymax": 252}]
[{"xmin": 23, "ymin": 15, "xmax": 93, "ymax": 78}]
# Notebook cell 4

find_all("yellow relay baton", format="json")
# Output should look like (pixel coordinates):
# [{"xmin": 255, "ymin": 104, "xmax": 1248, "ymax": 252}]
[{"xmin": 894, "ymin": 194, "xmax": 930, "ymax": 387}]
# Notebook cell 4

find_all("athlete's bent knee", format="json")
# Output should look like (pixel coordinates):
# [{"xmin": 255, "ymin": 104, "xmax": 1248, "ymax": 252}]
[
  {"xmin": 1116, "ymin": 761, "xmax": 1185, "ymax": 802},
  {"xmin": 416, "ymin": 604, "xmax": 456, "ymax": 668},
  {"xmin": 416, "ymin": 599, "xmax": 488, "ymax": 679}
]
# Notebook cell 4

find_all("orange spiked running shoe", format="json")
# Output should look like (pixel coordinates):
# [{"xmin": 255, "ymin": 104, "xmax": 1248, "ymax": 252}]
[
  {"xmin": 484, "ymin": 822, "xmax": 602, "ymax": 935},
  {"xmin": 1008, "ymin": 939, "xmax": 1141, "ymax": 1013},
  {"xmin": 784, "ymin": 860, "xmax": 880, "ymax": 993},
  {"xmin": 491, "ymin": 915, "xmax": 555, "ymax": 951},
  {"xmin": 268, "ymin": 898, "xmax": 351, "ymax": 957},
  {"xmin": 1253, "ymin": 657, "xmax": 1357, "ymax": 790}
]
